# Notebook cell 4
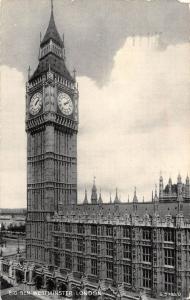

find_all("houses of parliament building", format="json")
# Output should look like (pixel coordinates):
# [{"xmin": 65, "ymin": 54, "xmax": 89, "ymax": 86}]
[{"xmin": 1, "ymin": 2, "xmax": 190, "ymax": 300}]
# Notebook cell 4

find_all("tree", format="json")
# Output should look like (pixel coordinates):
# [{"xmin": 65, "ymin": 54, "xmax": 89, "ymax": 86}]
[{"xmin": 1, "ymin": 223, "xmax": 5, "ymax": 231}]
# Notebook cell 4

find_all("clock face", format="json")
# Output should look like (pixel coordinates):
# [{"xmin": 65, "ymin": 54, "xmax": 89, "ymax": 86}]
[
  {"xmin": 29, "ymin": 92, "xmax": 43, "ymax": 115},
  {"xmin": 57, "ymin": 92, "xmax": 73, "ymax": 116}
]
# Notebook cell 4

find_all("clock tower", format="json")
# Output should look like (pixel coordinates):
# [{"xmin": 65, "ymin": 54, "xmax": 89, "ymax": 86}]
[{"xmin": 25, "ymin": 2, "xmax": 78, "ymax": 263}]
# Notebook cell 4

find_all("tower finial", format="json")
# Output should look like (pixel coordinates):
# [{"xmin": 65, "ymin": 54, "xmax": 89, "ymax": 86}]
[{"xmin": 51, "ymin": 0, "xmax": 54, "ymax": 14}]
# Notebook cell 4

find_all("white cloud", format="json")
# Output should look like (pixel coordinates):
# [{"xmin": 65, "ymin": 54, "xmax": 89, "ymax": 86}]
[
  {"xmin": 177, "ymin": 0, "xmax": 190, "ymax": 3},
  {"xmin": 1, "ymin": 37, "xmax": 190, "ymax": 207},
  {"xmin": 78, "ymin": 37, "xmax": 190, "ymax": 202},
  {"xmin": 146, "ymin": 0, "xmax": 190, "ymax": 9},
  {"xmin": 145, "ymin": 0, "xmax": 190, "ymax": 2},
  {"xmin": 0, "ymin": 65, "xmax": 26, "ymax": 208},
  {"xmin": 177, "ymin": 0, "xmax": 190, "ymax": 9}
]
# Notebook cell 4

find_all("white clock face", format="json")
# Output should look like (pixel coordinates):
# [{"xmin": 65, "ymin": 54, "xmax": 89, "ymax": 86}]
[
  {"xmin": 57, "ymin": 92, "xmax": 73, "ymax": 116},
  {"xmin": 29, "ymin": 92, "xmax": 43, "ymax": 115}
]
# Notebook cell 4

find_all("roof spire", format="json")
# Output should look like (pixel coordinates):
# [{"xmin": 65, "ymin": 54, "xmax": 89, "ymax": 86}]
[
  {"xmin": 40, "ymin": 0, "xmax": 63, "ymax": 48},
  {"xmin": 114, "ymin": 188, "xmax": 120, "ymax": 203},
  {"xmin": 83, "ymin": 189, "xmax": 88, "ymax": 204},
  {"xmin": 177, "ymin": 173, "xmax": 182, "ymax": 184},
  {"xmin": 51, "ymin": 0, "xmax": 54, "ymax": 14},
  {"xmin": 133, "ymin": 187, "xmax": 138, "ymax": 203},
  {"xmin": 91, "ymin": 176, "xmax": 97, "ymax": 204},
  {"xmin": 98, "ymin": 189, "xmax": 103, "ymax": 204}
]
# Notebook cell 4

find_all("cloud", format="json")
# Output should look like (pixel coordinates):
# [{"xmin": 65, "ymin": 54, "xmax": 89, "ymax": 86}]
[
  {"xmin": 77, "ymin": 36, "xmax": 190, "ymax": 202},
  {"xmin": 145, "ymin": 0, "xmax": 190, "ymax": 9},
  {"xmin": 1, "ymin": 38, "xmax": 190, "ymax": 208},
  {"xmin": 177, "ymin": 0, "xmax": 190, "ymax": 3},
  {"xmin": 0, "ymin": 65, "xmax": 26, "ymax": 208},
  {"xmin": 1, "ymin": 0, "xmax": 190, "ymax": 87},
  {"xmin": 145, "ymin": 0, "xmax": 190, "ymax": 2}
]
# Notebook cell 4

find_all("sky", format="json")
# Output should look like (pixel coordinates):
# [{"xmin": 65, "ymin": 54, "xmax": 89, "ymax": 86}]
[{"xmin": 0, "ymin": 0, "xmax": 190, "ymax": 208}]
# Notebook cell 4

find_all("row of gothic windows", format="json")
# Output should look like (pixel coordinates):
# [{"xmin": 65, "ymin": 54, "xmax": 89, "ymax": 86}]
[{"xmin": 52, "ymin": 250, "xmax": 176, "ymax": 293}]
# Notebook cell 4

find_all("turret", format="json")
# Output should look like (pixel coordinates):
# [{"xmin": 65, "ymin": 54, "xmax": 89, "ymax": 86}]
[
  {"xmin": 177, "ymin": 173, "xmax": 182, "ymax": 184},
  {"xmin": 168, "ymin": 177, "xmax": 172, "ymax": 194},
  {"xmin": 154, "ymin": 185, "xmax": 159, "ymax": 202},
  {"xmin": 83, "ymin": 189, "xmax": 88, "ymax": 204},
  {"xmin": 114, "ymin": 188, "xmax": 120, "ymax": 204},
  {"xmin": 177, "ymin": 173, "xmax": 182, "ymax": 196},
  {"xmin": 159, "ymin": 174, "xmax": 163, "ymax": 198},
  {"xmin": 133, "ymin": 187, "xmax": 138, "ymax": 203},
  {"xmin": 185, "ymin": 174, "xmax": 190, "ymax": 198},
  {"xmin": 98, "ymin": 189, "xmax": 103, "ymax": 204},
  {"xmin": 153, "ymin": 185, "xmax": 159, "ymax": 214},
  {"xmin": 133, "ymin": 187, "xmax": 138, "ymax": 213},
  {"xmin": 91, "ymin": 177, "xmax": 98, "ymax": 204}
]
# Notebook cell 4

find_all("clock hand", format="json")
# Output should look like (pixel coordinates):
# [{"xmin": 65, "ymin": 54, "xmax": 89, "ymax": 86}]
[
  {"xmin": 64, "ymin": 101, "xmax": 69, "ymax": 105},
  {"xmin": 35, "ymin": 99, "xmax": 39, "ymax": 106}
]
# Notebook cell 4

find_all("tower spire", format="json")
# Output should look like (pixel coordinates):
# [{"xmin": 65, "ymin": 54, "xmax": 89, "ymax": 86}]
[
  {"xmin": 98, "ymin": 189, "xmax": 103, "ymax": 204},
  {"xmin": 40, "ymin": 0, "xmax": 63, "ymax": 48},
  {"xmin": 133, "ymin": 187, "xmax": 138, "ymax": 203},
  {"xmin": 114, "ymin": 188, "xmax": 120, "ymax": 203},
  {"xmin": 91, "ymin": 176, "xmax": 97, "ymax": 204},
  {"xmin": 51, "ymin": 0, "xmax": 54, "ymax": 14}
]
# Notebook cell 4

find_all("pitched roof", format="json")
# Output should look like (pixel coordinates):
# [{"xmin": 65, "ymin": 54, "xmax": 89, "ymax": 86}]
[
  {"xmin": 59, "ymin": 201, "xmax": 190, "ymax": 221},
  {"xmin": 29, "ymin": 53, "xmax": 74, "ymax": 82},
  {"xmin": 41, "ymin": 9, "xmax": 63, "ymax": 48}
]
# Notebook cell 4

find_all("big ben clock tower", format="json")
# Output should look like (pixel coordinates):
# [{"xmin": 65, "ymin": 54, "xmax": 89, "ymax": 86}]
[{"xmin": 26, "ymin": 1, "xmax": 78, "ymax": 263}]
